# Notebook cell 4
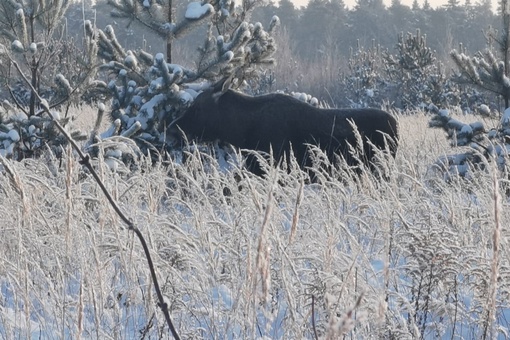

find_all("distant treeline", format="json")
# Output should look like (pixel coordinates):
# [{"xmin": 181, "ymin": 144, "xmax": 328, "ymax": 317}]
[
  {"xmin": 66, "ymin": 0, "xmax": 497, "ymax": 63},
  {"xmin": 250, "ymin": 0, "xmax": 497, "ymax": 60}
]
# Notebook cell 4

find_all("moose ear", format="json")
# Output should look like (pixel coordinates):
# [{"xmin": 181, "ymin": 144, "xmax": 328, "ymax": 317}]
[
  {"xmin": 220, "ymin": 76, "xmax": 232, "ymax": 93},
  {"xmin": 212, "ymin": 76, "xmax": 233, "ymax": 102}
]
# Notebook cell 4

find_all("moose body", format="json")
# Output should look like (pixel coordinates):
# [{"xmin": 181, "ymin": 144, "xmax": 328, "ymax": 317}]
[{"xmin": 172, "ymin": 87, "xmax": 398, "ymax": 176}]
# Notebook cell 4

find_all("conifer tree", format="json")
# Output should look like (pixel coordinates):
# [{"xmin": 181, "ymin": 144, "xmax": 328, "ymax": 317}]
[
  {"xmin": 450, "ymin": 0, "xmax": 510, "ymax": 108},
  {"xmin": 0, "ymin": 0, "xmax": 95, "ymax": 159},
  {"xmin": 344, "ymin": 39, "xmax": 385, "ymax": 108},
  {"xmin": 84, "ymin": 0, "xmax": 279, "ymax": 163},
  {"xmin": 383, "ymin": 29, "xmax": 455, "ymax": 109},
  {"xmin": 105, "ymin": 0, "xmax": 184, "ymax": 63}
]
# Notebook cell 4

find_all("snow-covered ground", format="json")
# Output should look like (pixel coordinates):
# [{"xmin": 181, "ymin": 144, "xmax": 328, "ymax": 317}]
[{"xmin": 0, "ymin": 112, "xmax": 509, "ymax": 339}]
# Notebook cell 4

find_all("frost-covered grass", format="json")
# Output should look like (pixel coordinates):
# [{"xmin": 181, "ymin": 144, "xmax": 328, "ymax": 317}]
[{"xmin": 0, "ymin": 112, "xmax": 509, "ymax": 339}]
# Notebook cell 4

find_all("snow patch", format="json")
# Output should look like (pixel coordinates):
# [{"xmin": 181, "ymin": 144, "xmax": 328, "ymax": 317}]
[
  {"xmin": 184, "ymin": 88, "xmax": 200, "ymax": 99},
  {"xmin": 29, "ymin": 42, "xmax": 37, "ymax": 54},
  {"xmin": 162, "ymin": 23, "xmax": 175, "ymax": 32},
  {"xmin": 11, "ymin": 40, "xmax": 24, "ymax": 53},
  {"xmin": 460, "ymin": 124, "xmax": 472, "ymax": 135},
  {"xmin": 125, "ymin": 54, "xmax": 137, "ymax": 69},
  {"xmin": 185, "ymin": 2, "xmax": 214, "ymax": 20},
  {"xmin": 221, "ymin": 50, "xmax": 234, "ymax": 62},
  {"xmin": 178, "ymin": 91, "xmax": 194, "ymax": 104},
  {"xmin": 137, "ymin": 94, "xmax": 166, "ymax": 129},
  {"xmin": 155, "ymin": 53, "xmax": 165, "ymax": 63},
  {"xmin": 502, "ymin": 107, "xmax": 510, "ymax": 126},
  {"xmin": 106, "ymin": 148, "xmax": 123, "ymax": 159},
  {"xmin": 49, "ymin": 110, "xmax": 61, "ymax": 120},
  {"xmin": 13, "ymin": 111, "xmax": 28, "ymax": 122},
  {"xmin": 439, "ymin": 109, "xmax": 449, "ymax": 117},
  {"xmin": 8, "ymin": 129, "xmax": 20, "ymax": 142},
  {"xmin": 478, "ymin": 104, "xmax": 490, "ymax": 116}
]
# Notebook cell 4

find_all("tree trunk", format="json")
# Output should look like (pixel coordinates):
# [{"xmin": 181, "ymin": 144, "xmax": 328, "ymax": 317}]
[{"xmin": 167, "ymin": 0, "xmax": 172, "ymax": 63}]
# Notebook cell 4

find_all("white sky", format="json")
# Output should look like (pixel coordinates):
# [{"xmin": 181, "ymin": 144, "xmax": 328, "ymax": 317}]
[{"xmin": 291, "ymin": 0, "xmax": 497, "ymax": 10}]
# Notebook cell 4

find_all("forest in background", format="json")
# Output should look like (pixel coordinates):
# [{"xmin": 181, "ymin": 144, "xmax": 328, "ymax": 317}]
[
  {"xmin": 71, "ymin": 0, "xmax": 497, "ymax": 62},
  {"xmin": 58, "ymin": 0, "xmax": 502, "ymax": 110},
  {"xmin": 0, "ymin": 0, "xmax": 502, "ymax": 112}
]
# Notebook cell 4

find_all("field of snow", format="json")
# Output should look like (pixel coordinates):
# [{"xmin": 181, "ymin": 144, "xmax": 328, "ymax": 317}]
[{"xmin": 0, "ymin": 111, "xmax": 508, "ymax": 339}]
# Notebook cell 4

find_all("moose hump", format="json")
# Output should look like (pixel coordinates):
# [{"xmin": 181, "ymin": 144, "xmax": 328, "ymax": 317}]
[{"xmin": 171, "ymin": 86, "xmax": 398, "ymax": 176}]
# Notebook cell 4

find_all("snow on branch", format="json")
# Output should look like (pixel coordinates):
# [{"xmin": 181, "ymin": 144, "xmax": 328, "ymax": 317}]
[
  {"xmin": 429, "ymin": 106, "xmax": 510, "ymax": 180},
  {"xmin": 185, "ymin": 2, "xmax": 214, "ymax": 20},
  {"xmin": 451, "ymin": 49, "xmax": 510, "ymax": 101},
  {"xmin": 428, "ymin": 106, "xmax": 485, "ymax": 146},
  {"xmin": 84, "ymin": 11, "xmax": 278, "ymax": 160}
]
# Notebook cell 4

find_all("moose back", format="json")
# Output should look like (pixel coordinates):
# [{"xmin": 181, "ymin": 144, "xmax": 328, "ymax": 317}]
[{"xmin": 171, "ymin": 88, "xmax": 398, "ymax": 176}]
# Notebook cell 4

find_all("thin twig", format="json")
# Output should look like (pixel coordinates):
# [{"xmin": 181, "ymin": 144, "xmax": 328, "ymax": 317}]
[{"xmin": 484, "ymin": 165, "xmax": 501, "ymax": 339}]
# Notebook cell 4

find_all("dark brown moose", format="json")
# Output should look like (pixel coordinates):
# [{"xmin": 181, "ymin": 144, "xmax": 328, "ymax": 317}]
[{"xmin": 171, "ymin": 84, "xmax": 398, "ymax": 177}]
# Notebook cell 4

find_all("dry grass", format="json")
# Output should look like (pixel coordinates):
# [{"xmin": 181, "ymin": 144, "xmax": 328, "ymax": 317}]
[{"xmin": 0, "ymin": 111, "xmax": 509, "ymax": 339}]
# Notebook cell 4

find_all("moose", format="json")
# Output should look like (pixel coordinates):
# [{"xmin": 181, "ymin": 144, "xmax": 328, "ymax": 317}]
[{"xmin": 170, "ymin": 82, "xmax": 398, "ymax": 178}]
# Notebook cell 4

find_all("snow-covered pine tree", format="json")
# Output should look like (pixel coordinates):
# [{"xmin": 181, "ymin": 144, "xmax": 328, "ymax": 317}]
[
  {"xmin": 383, "ymin": 29, "xmax": 459, "ymax": 110},
  {"xmin": 0, "ymin": 0, "xmax": 96, "ymax": 159},
  {"xmin": 343, "ymin": 39, "xmax": 385, "ymax": 108},
  {"xmin": 428, "ymin": 0, "xmax": 510, "ymax": 180},
  {"xmin": 450, "ymin": 1, "xmax": 510, "ymax": 110},
  {"xmin": 84, "ymin": 0, "xmax": 279, "ymax": 164}
]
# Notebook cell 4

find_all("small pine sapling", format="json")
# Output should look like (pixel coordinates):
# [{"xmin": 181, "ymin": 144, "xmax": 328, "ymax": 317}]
[
  {"xmin": 0, "ymin": 0, "xmax": 96, "ymax": 160},
  {"xmin": 344, "ymin": 39, "xmax": 385, "ymax": 108},
  {"xmin": 383, "ymin": 29, "xmax": 458, "ymax": 110}
]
